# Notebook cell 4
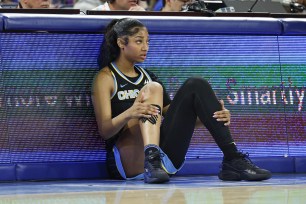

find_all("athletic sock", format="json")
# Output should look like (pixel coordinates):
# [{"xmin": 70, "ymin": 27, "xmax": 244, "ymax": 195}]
[{"xmin": 144, "ymin": 144, "xmax": 159, "ymax": 156}]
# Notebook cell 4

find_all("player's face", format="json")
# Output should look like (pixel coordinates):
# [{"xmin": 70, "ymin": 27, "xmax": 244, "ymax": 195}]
[
  {"xmin": 121, "ymin": 27, "xmax": 149, "ymax": 63},
  {"xmin": 24, "ymin": 0, "xmax": 51, "ymax": 8}
]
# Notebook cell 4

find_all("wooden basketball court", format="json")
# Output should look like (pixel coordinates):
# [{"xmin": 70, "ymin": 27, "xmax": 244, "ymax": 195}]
[{"xmin": 0, "ymin": 174, "xmax": 305, "ymax": 203}]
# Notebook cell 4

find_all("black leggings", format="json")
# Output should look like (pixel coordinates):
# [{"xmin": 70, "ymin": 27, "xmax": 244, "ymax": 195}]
[{"xmin": 160, "ymin": 77, "xmax": 234, "ymax": 169}]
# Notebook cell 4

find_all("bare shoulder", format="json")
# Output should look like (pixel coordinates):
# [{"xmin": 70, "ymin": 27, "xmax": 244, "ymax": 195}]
[
  {"xmin": 92, "ymin": 66, "xmax": 114, "ymax": 94},
  {"xmin": 94, "ymin": 67, "xmax": 112, "ymax": 81}
]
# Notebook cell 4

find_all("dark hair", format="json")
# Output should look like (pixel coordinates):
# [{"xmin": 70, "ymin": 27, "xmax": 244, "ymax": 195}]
[{"xmin": 98, "ymin": 18, "xmax": 146, "ymax": 69}]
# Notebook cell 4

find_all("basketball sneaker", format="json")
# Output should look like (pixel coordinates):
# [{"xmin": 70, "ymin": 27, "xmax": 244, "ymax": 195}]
[
  {"xmin": 218, "ymin": 152, "xmax": 272, "ymax": 181},
  {"xmin": 144, "ymin": 150, "xmax": 170, "ymax": 184}
]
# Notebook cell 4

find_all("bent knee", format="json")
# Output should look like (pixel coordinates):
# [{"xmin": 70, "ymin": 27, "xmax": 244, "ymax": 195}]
[
  {"xmin": 185, "ymin": 77, "xmax": 210, "ymax": 89},
  {"xmin": 142, "ymin": 81, "xmax": 163, "ymax": 94}
]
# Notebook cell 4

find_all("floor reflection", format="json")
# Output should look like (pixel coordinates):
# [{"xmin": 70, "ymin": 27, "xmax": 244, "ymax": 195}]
[{"xmin": 0, "ymin": 174, "xmax": 306, "ymax": 204}]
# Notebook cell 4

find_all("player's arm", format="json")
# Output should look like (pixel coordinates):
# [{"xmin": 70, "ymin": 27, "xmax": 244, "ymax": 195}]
[{"xmin": 92, "ymin": 70, "xmax": 131, "ymax": 140}]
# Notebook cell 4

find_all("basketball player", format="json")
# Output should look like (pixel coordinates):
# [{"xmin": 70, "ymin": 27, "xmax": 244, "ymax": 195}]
[{"xmin": 91, "ymin": 18, "xmax": 272, "ymax": 184}]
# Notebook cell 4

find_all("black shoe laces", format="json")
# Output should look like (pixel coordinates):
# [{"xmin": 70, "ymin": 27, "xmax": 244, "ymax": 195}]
[{"xmin": 237, "ymin": 151, "xmax": 257, "ymax": 168}]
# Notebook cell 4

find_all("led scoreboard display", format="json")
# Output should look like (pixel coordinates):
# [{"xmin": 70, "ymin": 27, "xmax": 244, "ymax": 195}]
[{"xmin": 0, "ymin": 21, "xmax": 305, "ymax": 168}]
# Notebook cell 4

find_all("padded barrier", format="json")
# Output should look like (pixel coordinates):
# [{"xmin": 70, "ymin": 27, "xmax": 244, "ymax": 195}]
[
  {"xmin": 2, "ymin": 14, "xmax": 111, "ymax": 32},
  {"xmin": 2, "ymin": 14, "xmax": 283, "ymax": 34},
  {"xmin": 11, "ymin": 157, "xmax": 299, "ymax": 181},
  {"xmin": 0, "ymin": 164, "xmax": 16, "ymax": 181},
  {"xmin": 295, "ymin": 157, "xmax": 306, "ymax": 173},
  {"xmin": 16, "ymin": 162, "xmax": 108, "ymax": 181},
  {"xmin": 0, "ymin": 157, "xmax": 300, "ymax": 181},
  {"xmin": 0, "ymin": 16, "xmax": 3, "ymax": 31},
  {"xmin": 280, "ymin": 18, "xmax": 306, "ymax": 35},
  {"xmin": 4, "ymin": 14, "xmax": 306, "ymax": 35}
]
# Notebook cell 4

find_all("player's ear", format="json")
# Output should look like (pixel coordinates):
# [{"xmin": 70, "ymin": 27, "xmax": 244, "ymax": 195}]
[{"xmin": 117, "ymin": 38, "xmax": 125, "ymax": 49}]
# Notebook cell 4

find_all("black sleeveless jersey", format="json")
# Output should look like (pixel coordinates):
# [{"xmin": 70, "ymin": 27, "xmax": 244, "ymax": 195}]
[
  {"xmin": 109, "ymin": 62, "xmax": 171, "ymax": 118},
  {"xmin": 105, "ymin": 62, "xmax": 171, "ymax": 151}
]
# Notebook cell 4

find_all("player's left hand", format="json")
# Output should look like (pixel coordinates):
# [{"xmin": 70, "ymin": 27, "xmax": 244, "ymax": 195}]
[{"xmin": 213, "ymin": 99, "xmax": 231, "ymax": 126}]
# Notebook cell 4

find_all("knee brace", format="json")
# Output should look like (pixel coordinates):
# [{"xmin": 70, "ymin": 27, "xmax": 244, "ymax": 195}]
[{"xmin": 140, "ymin": 104, "xmax": 161, "ymax": 125}]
